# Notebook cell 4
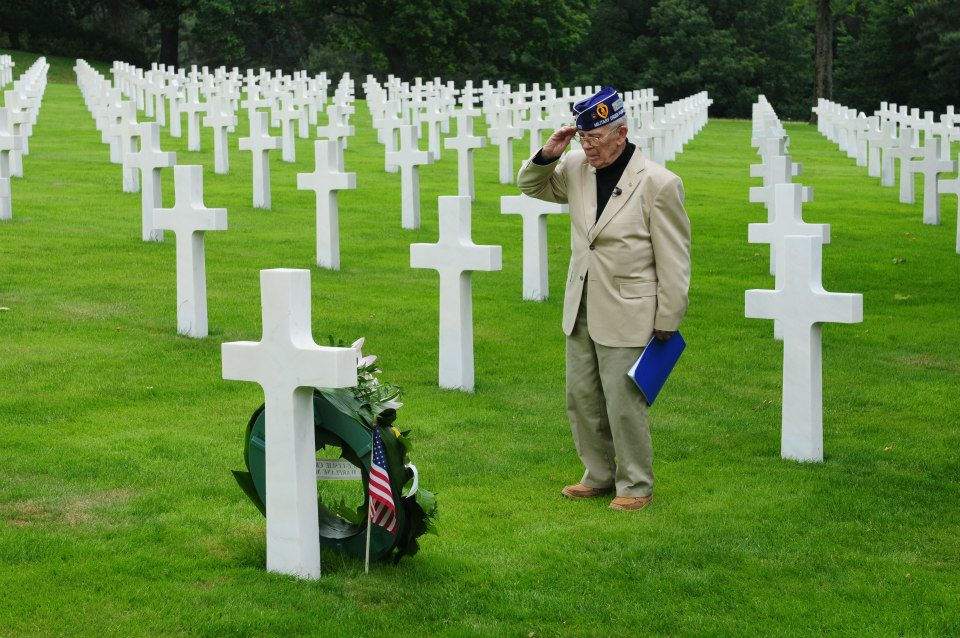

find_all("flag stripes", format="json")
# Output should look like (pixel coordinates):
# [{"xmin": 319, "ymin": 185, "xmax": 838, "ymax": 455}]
[{"xmin": 368, "ymin": 429, "xmax": 397, "ymax": 535}]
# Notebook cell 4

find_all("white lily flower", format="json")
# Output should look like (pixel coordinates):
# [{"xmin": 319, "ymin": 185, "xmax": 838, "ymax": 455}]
[
  {"xmin": 359, "ymin": 354, "xmax": 378, "ymax": 368},
  {"xmin": 381, "ymin": 399, "xmax": 404, "ymax": 410},
  {"xmin": 351, "ymin": 337, "xmax": 365, "ymax": 351}
]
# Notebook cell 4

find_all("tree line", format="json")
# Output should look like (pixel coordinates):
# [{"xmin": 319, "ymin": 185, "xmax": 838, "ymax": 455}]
[{"xmin": 1, "ymin": 0, "xmax": 957, "ymax": 120}]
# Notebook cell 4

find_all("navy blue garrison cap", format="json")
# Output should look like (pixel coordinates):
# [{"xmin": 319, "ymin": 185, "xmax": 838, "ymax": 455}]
[{"xmin": 572, "ymin": 87, "xmax": 625, "ymax": 131}]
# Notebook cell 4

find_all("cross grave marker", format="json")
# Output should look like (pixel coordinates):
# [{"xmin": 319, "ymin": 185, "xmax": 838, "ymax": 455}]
[
  {"xmin": 238, "ymin": 111, "xmax": 281, "ymax": 209},
  {"xmin": 0, "ymin": 108, "xmax": 23, "ymax": 221},
  {"xmin": 500, "ymin": 194, "xmax": 568, "ymax": 301},
  {"xmin": 745, "ymin": 235, "xmax": 863, "ymax": 462},
  {"xmin": 221, "ymin": 269, "xmax": 356, "ymax": 580},
  {"xmin": 124, "ymin": 121, "xmax": 176, "ymax": 242},
  {"xmin": 203, "ymin": 96, "xmax": 238, "ymax": 174},
  {"xmin": 296, "ymin": 140, "xmax": 357, "ymax": 270},
  {"xmin": 152, "ymin": 165, "xmax": 227, "ymax": 338},
  {"xmin": 914, "ymin": 137, "xmax": 957, "ymax": 225},
  {"xmin": 444, "ymin": 112, "xmax": 485, "ymax": 201},
  {"xmin": 385, "ymin": 124, "xmax": 433, "ymax": 229},
  {"xmin": 410, "ymin": 196, "xmax": 502, "ymax": 391}
]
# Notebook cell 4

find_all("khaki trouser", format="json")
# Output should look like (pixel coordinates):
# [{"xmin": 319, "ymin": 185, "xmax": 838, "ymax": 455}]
[{"xmin": 565, "ymin": 283, "xmax": 654, "ymax": 497}]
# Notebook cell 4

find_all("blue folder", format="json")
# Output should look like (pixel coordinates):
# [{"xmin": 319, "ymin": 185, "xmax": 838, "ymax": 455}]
[{"xmin": 627, "ymin": 331, "xmax": 686, "ymax": 406}]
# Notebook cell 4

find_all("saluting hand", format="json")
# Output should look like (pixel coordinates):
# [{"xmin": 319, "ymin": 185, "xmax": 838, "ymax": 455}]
[{"xmin": 541, "ymin": 126, "xmax": 577, "ymax": 162}]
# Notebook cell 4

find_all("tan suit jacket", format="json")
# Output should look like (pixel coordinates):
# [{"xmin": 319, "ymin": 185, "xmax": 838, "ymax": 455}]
[{"xmin": 517, "ymin": 148, "xmax": 691, "ymax": 347}]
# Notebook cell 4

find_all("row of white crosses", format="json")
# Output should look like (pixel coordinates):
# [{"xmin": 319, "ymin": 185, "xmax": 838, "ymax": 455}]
[
  {"xmin": 77, "ymin": 61, "xmax": 161, "ymax": 233},
  {"xmin": 813, "ymin": 98, "xmax": 960, "ymax": 251},
  {"xmin": 237, "ymin": 73, "xmax": 353, "ymax": 211},
  {"xmin": 365, "ymin": 75, "xmax": 711, "ymax": 232},
  {"xmin": 0, "ymin": 57, "xmax": 49, "ymax": 221},
  {"xmin": 630, "ymin": 92, "xmax": 713, "ymax": 166},
  {"xmin": 108, "ymin": 61, "xmax": 354, "ymax": 204},
  {"xmin": 746, "ymin": 96, "xmax": 863, "ymax": 463},
  {"xmin": 363, "ymin": 78, "xmax": 713, "ymax": 306},
  {"xmin": 85, "ymin": 61, "xmax": 713, "ymax": 378},
  {"xmin": 76, "ymin": 60, "xmax": 227, "ymax": 339},
  {"xmin": 78, "ymin": 59, "xmax": 360, "ymax": 282},
  {"xmin": 750, "ymin": 95, "xmax": 811, "ymax": 281}
]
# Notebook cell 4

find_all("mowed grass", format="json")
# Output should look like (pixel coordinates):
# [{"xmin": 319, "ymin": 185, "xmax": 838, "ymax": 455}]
[{"xmin": 1, "ymin": 50, "xmax": 959, "ymax": 636}]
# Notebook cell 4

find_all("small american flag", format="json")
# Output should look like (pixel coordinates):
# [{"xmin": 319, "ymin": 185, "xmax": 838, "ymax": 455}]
[{"xmin": 368, "ymin": 429, "xmax": 397, "ymax": 534}]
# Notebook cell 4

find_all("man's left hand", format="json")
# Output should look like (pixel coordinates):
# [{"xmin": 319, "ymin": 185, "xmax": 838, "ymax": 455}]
[{"xmin": 653, "ymin": 330, "xmax": 675, "ymax": 341}]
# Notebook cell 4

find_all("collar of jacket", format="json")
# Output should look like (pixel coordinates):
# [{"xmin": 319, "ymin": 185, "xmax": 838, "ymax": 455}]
[{"xmin": 585, "ymin": 150, "xmax": 648, "ymax": 242}]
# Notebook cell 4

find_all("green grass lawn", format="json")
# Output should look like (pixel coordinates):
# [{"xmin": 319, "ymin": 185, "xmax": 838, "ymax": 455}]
[{"xmin": 1, "ymin": 50, "xmax": 959, "ymax": 637}]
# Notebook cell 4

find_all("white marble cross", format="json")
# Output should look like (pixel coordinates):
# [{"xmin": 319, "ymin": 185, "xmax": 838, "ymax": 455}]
[
  {"xmin": 124, "ymin": 122, "xmax": 176, "ymax": 242},
  {"xmin": 291, "ymin": 88, "xmax": 311, "ymax": 139},
  {"xmin": 749, "ymin": 155, "xmax": 811, "ymax": 210},
  {"xmin": 0, "ymin": 108, "xmax": 23, "ymax": 221},
  {"xmin": 3, "ymin": 96, "xmax": 30, "ymax": 178},
  {"xmin": 203, "ymin": 96, "xmax": 238, "ymax": 174},
  {"xmin": 749, "ymin": 153, "xmax": 810, "ymax": 276},
  {"xmin": 411, "ymin": 196, "xmax": 502, "ymax": 392},
  {"xmin": 938, "ymin": 161, "xmax": 960, "ymax": 253},
  {"xmin": 385, "ymin": 124, "xmax": 433, "ymax": 229},
  {"xmin": 165, "ymin": 81, "xmax": 183, "ymax": 138},
  {"xmin": 379, "ymin": 109, "xmax": 403, "ymax": 174},
  {"xmin": 419, "ymin": 99, "xmax": 446, "ymax": 161},
  {"xmin": 180, "ymin": 86, "xmax": 207, "ymax": 152},
  {"xmin": 109, "ymin": 104, "xmax": 141, "ymax": 194},
  {"xmin": 862, "ymin": 116, "xmax": 891, "ymax": 179},
  {"xmin": 751, "ymin": 137, "xmax": 800, "ymax": 179},
  {"xmin": 152, "ymin": 165, "xmax": 227, "ymax": 337},
  {"xmin": 914, "ymin": 137, "xmax": 957, "ymax": 225},
  {"xmin": 241, "ymin": 84, "xmax": 270, "ymax": 123},
  {"xmin": 488, "ymin": 109, "xmax": 521, "ymax": 184},
  {"xmin": 316, "ymin": 105, "xmax": 355, "ymax": 168},
  {"xmin": 748, "ymin": 183, "xmax": 830, "ymax": 340},
  {"xmin": 152, "ymin": 76, "xmax": 167, "ymax": 127},
  {"xmin": 444, "ymin": 112, "xmax": 485, "ymax": 201},
  {"xmin": 745, "ymin": 235, "xmax": 863, "ymax": 462},
  {"xmin": 894, "ymin": 127, "xmax": 921, "ymax": 204},
  {"xmin": 500, "ymin": 194, "xmax": 568, "ymax": 301},
  {"xmin": 525, "ymin": 102, "xmax": 549, "ymax": 157},
  {"xmin": 239, "ymin": 111, "xmax": 281, "ymax": 209},
  {"xmin": 222, "ymin": 268, "xmax": 357, "ymax": 580},
  {"xmin": 873, "ymin": 121, "xmax": 900, "ymax": 186},
  {"xmin": 275, "ymin": 97, "xmax": 300, "ymax": 163},
  {"xmin": 296, "ymin": 140, "xmax": 357, "ymax": 270}
]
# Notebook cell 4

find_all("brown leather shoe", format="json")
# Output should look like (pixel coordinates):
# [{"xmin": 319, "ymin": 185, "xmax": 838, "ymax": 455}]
[
  {"xmin": 609, "ymin": 495, "xmax": 653, "ymax": 511},
  {"xmin": 561, "ymin": 483, "xmax": 614, "ymax": 499}
]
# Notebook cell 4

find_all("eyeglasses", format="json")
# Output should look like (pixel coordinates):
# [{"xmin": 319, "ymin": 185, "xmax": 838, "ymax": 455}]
[{"xmin": 575, "ymin": 125, "xmax": 622, "ymax": 146}]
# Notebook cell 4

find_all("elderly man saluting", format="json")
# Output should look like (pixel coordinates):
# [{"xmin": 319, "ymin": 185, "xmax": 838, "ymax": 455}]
[{"xmin": 518, "ymin": 87, "xmax": 690, "ymax": 511}]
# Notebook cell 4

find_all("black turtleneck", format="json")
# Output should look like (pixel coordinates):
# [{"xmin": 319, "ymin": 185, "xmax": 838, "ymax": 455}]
[
  {"xmin": 532, "ymin": 142, "xmax": 636, "ymax": 224},
  {"xmin": 595, "ymin": 142, "xmax": 635, "ymax": 222}
]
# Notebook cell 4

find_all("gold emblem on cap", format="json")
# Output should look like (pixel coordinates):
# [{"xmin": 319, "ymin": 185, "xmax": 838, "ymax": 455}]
[{"xmin": 596, "ymin": 103, "xmax": 609, "ymax": 119}]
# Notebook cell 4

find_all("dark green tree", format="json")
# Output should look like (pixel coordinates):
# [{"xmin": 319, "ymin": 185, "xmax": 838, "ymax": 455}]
[{"xmin": 834, "ymin": 0, "xmax": 958, "ymax": 114}]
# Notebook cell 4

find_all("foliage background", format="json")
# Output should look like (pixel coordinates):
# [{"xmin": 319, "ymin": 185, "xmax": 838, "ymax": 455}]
[{"xmin": 1, "ymin": 0, "xmax": 959, "ymax": 119}]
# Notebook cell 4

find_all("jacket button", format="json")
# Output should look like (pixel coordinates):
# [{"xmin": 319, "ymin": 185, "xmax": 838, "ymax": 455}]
[
  {"xmin": 579, "ymin": 275, "xmax": 584, "ymax": 281},
  {"xmin": 589, "ymin": 244, "xmax": 595, "ymax": 251}
]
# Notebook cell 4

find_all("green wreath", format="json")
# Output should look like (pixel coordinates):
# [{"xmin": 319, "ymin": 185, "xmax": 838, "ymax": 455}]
[{"xmin": 231, "ymin": 340, "xmax": 437, "ymax": 564}]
